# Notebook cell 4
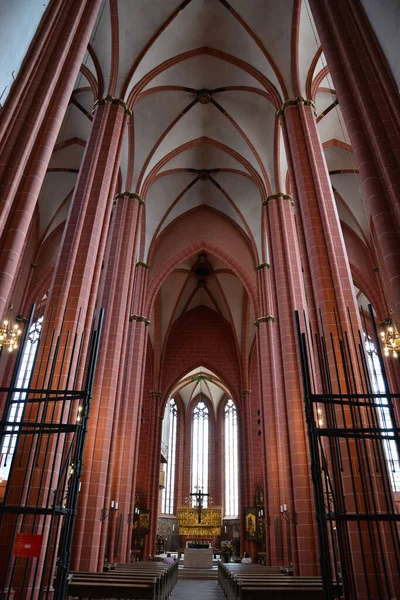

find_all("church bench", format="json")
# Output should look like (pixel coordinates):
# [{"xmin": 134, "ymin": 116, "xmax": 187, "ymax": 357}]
[
  {"xmin": 218, "ymin": 563, "xmax": 325, "ymax": 600},
  {"xmin": 69, "ymin": 574, "xmax": 164, "ymax": 600},
  {"xmin": 68, "ymin": 562, "xmax": 177, "ymax": 600},
  {"xmin": 67, "ymin": 579, "xmax": 158, "ymax": 600}
]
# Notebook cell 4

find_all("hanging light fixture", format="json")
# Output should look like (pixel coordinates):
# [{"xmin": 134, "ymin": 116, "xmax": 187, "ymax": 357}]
[
  {"xmin": 0, "ymin": 306, "xmax": 22, "ymax": 352},
  {"xmin": 379, "ymin": 312, "xmax": 400, "ymax": 358}
]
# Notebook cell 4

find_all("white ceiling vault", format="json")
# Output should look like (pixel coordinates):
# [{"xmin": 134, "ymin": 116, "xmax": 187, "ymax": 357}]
[{"xmin": 31, "ymin": 0, "xmax": 386, "ymax": 378}]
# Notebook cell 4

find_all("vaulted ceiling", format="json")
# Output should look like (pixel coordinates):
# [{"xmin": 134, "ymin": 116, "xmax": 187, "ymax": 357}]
[{"xmin": 27, "ymin": 0, "xmax": 388, "ymax": 371}]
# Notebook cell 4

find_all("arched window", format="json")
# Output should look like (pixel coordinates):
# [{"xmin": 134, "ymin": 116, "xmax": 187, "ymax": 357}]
[
  {"xmin": 365, "ymin": 336, "xmax": 400, "ymax": 491},
  {"xmin": 161, "ymin": 398, "xmax": 178, "ymax": 514},
  {"xmin": 224, "ymin": 399, "xmax": 239, "ymax": 517},
  {"xmin": 192, "ymin": 401, "xmax": 209, "ymax": 506},
  {"xmin": 0, "ymin": 317, "xmax": 43, "ymax": 481}
]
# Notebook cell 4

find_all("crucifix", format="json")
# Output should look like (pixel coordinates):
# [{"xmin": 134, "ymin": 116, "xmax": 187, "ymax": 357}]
[{"xmin": 190, "ymin": 487, "xmax": 210, "ymax": 523}]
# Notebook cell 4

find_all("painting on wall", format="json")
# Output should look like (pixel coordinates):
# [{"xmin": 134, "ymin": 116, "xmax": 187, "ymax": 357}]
[
  {"xmin": 244, "ymin": 507, "xmax": 257, "ymax": 541},
  {"xmin": 139, "ymin": 510, "xmax": 150, "ymax": 533}
]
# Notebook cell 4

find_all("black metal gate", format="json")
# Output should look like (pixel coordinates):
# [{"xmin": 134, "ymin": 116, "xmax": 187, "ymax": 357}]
[
  {"xmin": 0, "ymin": 306, "xmax": 103, "ymax": 599},
  {"xmin": 296, "ymin": 307, "xmax": 400, "ymax": 599}
]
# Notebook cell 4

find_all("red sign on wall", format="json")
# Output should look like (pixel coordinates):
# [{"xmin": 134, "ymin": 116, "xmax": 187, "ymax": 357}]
[{"xmin": 13, "ymin": 534, "xmax": 43, "ymax": 558}]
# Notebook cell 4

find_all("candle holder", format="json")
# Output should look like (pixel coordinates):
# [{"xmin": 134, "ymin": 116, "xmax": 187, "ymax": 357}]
[{"xmin": 101, "ymin": 500, "xmax": 119, "ymax": 521}]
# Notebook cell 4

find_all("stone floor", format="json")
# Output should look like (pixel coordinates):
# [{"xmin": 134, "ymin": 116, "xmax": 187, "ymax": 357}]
[{"xmin": 171, "ymin": 580, "xmax": 225, "ymax": 599}]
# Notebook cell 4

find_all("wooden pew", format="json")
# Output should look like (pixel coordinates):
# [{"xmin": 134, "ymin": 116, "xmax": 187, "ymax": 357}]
[
  {"xmin": 218, "ymin": 562, "xmax": 325, "ymax": 600},
  {"xmin": 68, "ymin": 561, "xmax": 177, "ymax": 600}
]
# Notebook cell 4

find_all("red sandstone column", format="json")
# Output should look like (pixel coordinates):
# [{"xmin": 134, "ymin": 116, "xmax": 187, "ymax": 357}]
[
  {"xmin": 308, "ymin": 0, "xmax": 400, "ymax": 319},
  {"xmin": 280, "ymin": 98, "xmax": 397, "ymax": 598},
  {"xmin": 71, "ymin": 192, "xmax": 142, "ymax": 571},
  {"xmin": 255, "ymin": 265, "xmax": 290, "ymax": 566},
  {"xmin": 0, "ymin": 0, "xmax": 103, "ymax": 317},
  {"xmin": 265, "ymin": 192, "xmax": 318, "ymax": 575},
  {"xmin": 112, "ymin": 265, "xmax": 150, "ymax": 564},
  {"xmin": 0, "ymin": 97, "xmax": 130, "ymax": 598}
]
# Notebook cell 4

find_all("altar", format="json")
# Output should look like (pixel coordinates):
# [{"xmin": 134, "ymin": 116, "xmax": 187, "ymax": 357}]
[{"xmin": 184, "ymin": 547, "xmax": 213, "ymax": 568}]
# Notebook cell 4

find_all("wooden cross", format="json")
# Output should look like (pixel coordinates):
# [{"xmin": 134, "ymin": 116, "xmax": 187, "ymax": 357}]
[{"xmin": 190, "ymin": 487, "xmax": 210, "ymax": 523}]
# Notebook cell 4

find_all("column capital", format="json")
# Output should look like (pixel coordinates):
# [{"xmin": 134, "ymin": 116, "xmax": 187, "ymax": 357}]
[
  {"xmin": 92, "ymin": 95, "xmax": 132, "ymax": 117},
  {"xmin": 136, "ymin": 261, "xmax": 150, "ymax": 269},
  {"xmin": 240, "ymin": 389, "xmax": 252, "ymax": 396},
  {"xmin": 149, "ymin": 390, "xmax": 162, "ymax": 398},
  {"xmin": 129, "ymin": 314, "xmax": 150, "ymax": 326},
  {"xmin": 254, "ymin": 315, "xmax": 275, "ymax": 327},
  {"xmin": 255, "ymin": 262, "xmax": 270, "ymax": 271},
  {"xmin": 262, "ymin": 192, "xmax": 294, "ymax": 207},
  {"xmin": 276, "ymin": 97, "xmax": 316, "ymax": 118},
  {"xmin": 114, "ymin": 191, "xmax": 144, "ymax": 205}
]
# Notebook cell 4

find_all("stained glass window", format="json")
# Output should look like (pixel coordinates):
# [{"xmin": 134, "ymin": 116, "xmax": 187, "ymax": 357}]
[
  {"xmin": 365, "ymin": 337, "xmax": 400, "ymax": 492},
  {"xmin": 192, "ymin": 401, "xmax": 209, "ymax": 506},
  {"xmin": 161, "ymin": 398, "xmax": 178, "ymax": 514},
  {"xmin": 224, "ymin": 399, "xmax": 239, "ymax": 517},
  {"xmin": 0, "ymin": 317, "xmax": 43, "ymax": 481}
]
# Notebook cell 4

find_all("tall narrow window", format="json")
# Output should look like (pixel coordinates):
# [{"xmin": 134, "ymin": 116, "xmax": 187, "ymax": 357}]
[
  {"xmin": 224, "ymin": 399, "xmax": 239, "ymax": 517},
  {"xmin": 161, "ymin": 398, "xmax": 177, "ymax": 514},
  {"xmin": 365, "ymin": 337, "xmax": 400, "ymax": 491},
  {"xmin": 0, "ymin": 317, "xmax": 43, "ymax": 481},
  {"xmin": 192, "ymin": 401, "xmax": 209, "ymax": 506}
]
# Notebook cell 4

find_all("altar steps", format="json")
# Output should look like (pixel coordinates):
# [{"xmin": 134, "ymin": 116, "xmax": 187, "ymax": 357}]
[{"xmin": 178, "ymin": 565, "xmax": 218, "ymax": 580}]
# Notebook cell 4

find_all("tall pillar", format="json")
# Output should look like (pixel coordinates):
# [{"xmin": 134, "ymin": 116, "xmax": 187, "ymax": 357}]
[
  {"xmin": 72, "ymin": 192, "xmax": 142, "ymax": 571},
  {"xmin": 308, "ymin": 0, "xmax": 400, "ymax": 318},
  {"xmin": 0, "ymin": 97, "xmax": 130, "ymax": 597},
  {"xmin": 255, "ymin": 264, "xmax": 291, "ymax": 567},
  {"xmin": 280, "ymin": 97, "xmax": 397, "ymax": 598},
  {"xmin": 265, "ymin": 192, "xmax": 318, "ymax": 575},
  {"xmin": 114, "ymin": 265, "xmax": 150, "ymax": 563},
  {"xmin": 0, "ymin": 0, "xmax": 103, "ymax": 318}
]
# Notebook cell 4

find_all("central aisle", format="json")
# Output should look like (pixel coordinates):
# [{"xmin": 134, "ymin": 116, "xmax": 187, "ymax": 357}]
[{"xmin": 171, "ymin": 580, "xmax": 225, "ymax": 599}]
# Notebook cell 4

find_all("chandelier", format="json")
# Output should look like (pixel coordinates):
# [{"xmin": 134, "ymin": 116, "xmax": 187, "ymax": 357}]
[
  {"xmin": 0, "ymin": 308, "xmax": 22, "ymax": 352},
  {"xmin": 379, "ymin": 313, "xmax": 400, "ymax": 358}
]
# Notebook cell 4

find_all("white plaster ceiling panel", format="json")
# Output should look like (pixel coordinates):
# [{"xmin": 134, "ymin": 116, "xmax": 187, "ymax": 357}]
[
  {"xmin": 215, "ymin": 272, "xmax": 243, "ymax": 350},
  {"xmin": 116, "ymin": 0, "xmax": 183, "ymax": 96},
  {"xmin": 228, "ymin": 0, "xmax": 295, "ymax": 96},
  {"xmin": 213, "ymin": 89, "xmax": 276, "ymax": 189},
  {"xmin": 186, "ymin": 287, "xmax": 218, "ymax": 314},
  {"xmin": 279, "ymin": 126, "xmax": 289, "ymax": 193},
  {"xmin": 158, "ymin": 179, "xmax": 247, "ymax": 241},
  {"xmin": 298, "ymin": 0, "xmax": 321, "ymax": 96},
  {"xmin": 361, "ymin": 0, "xmax": 400, "ymax": 87},
  {"xmin": 331, "ymin": 173, "xmax": 370, "ymax": 238},
  {"xmin": 129, "ymin": 0, "xmax": 282, "ymax": 94},
  {"xmin": 72, "ymin": 89, "xmax": 96, "ymax": 114},
  {"xmin": 144, "ymin": 101, "xmax": 261, "ymax": 181},
  {"xmin": 161, "ymin": 270, "xmax": 190, "ymax": 345},
  {"xmin": 143, "ymin": 54, "xmax": 263, "ymax": 92},
  {"xmin": 78, "ymin": 50, "xmax": 97, "ymax": 88},
  {"xmin": 164, "ymin": 144, "xmax": 245, "ymax": 172},
  {"xmin": 38, "ymin": 173, "xmax": 76, "ymax": 237},
  {"xmin": 57, "ymin": 105, "xmax": 92, "ymax": 144},
  {"xmin": 49, "ymin": 145, "xmax": 85, "ymax": 170},
  {"xmin": 203, "ymin": 276, "xmax": 230, "ymax": 322},
  {"xmin": 43, "ymin": 201, "xmax": 71, "ymax": 243},
  {"xmin": 324, "ymin": 145, "xmax": 354, "ymax": 173},
  {"xmin": 133, "ymin": 90, "xmax": 194, "ymax": 189},
  {"xmin": 173, "ymin": 276, "xmax": 201, "ymax": 321},
  {"xmin": 212, "ymin": 172, "xmax": 262, "ymax": 260},
  {"xmin": 317, "ymin": 105, "xmax": 348, "ymax": 145},
  {"xmin": 315, "ymin": 90, "xmax": 335, "ymax": 116},
  {"xmin": 89, "ymin": 0, "xmax": 112, "ymax": 93},
  {"xmin": 119, "ymin": 124, "xmax": 130, "ymax": 190},
  {"xmin": 185, "ymin": 366, "xmax": 215, "ymax": 378},
  {"xmin": 336, "ymin": 197, "xmax": 362, "ymax": 240},
  {"xmin": 210, "ymin": 258, "xmax": 231, "ymax": 272},
  {"xmin": 176, "ymin": 384, "xmax": 193, "ymax": 407},
  {"xmin": 145, "ymin": 171, "xmax": 196, "ymax": 254}
]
